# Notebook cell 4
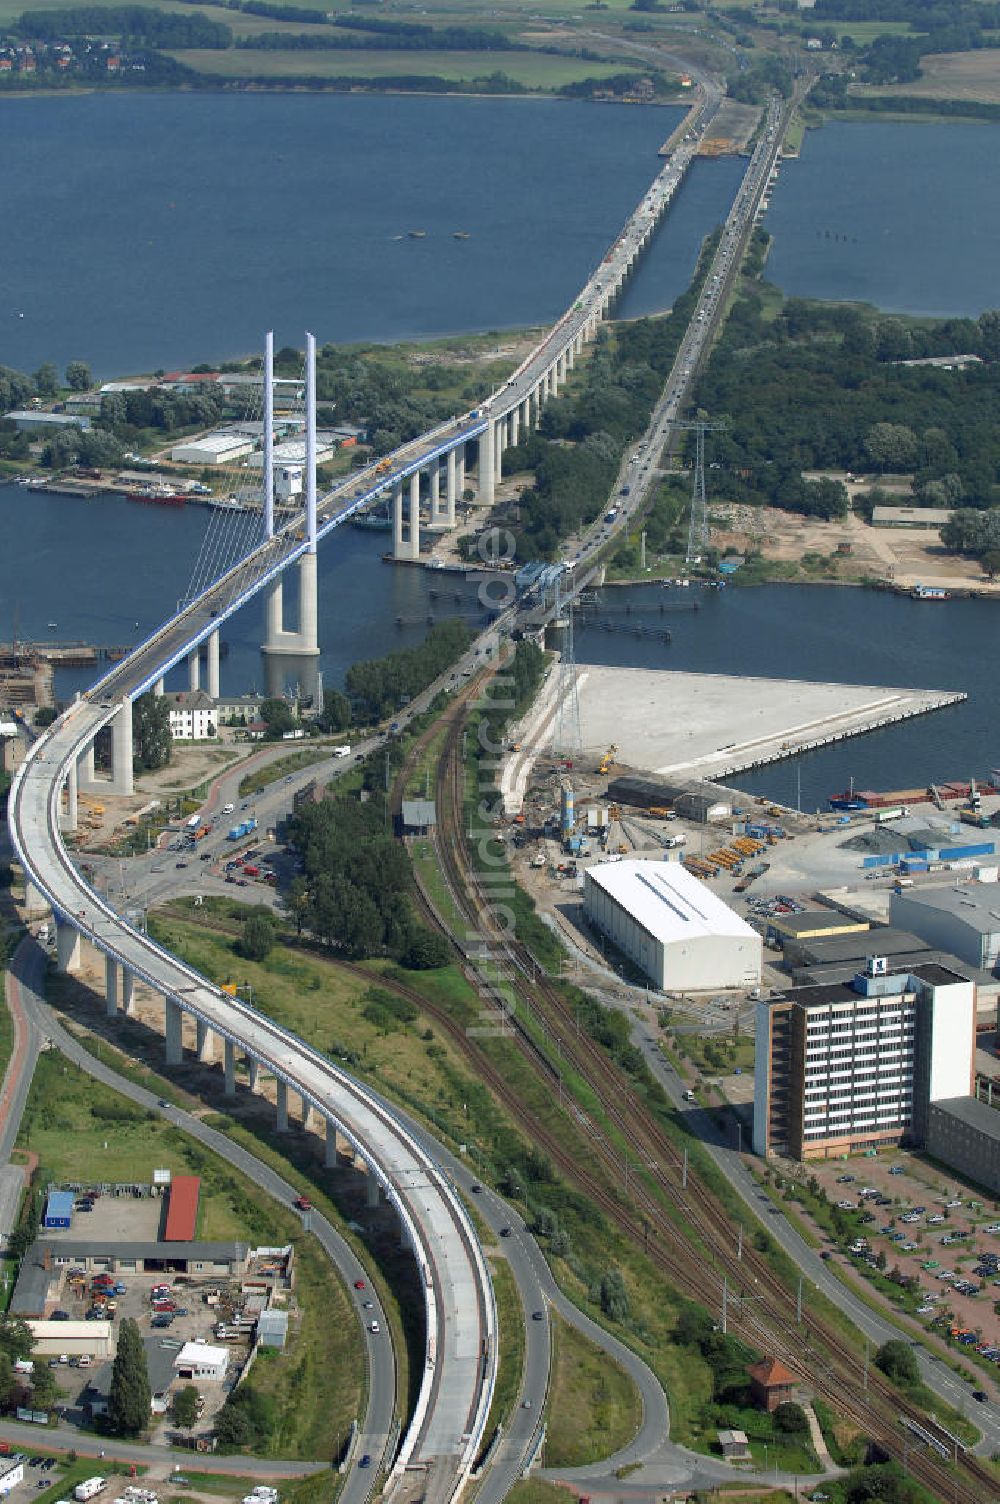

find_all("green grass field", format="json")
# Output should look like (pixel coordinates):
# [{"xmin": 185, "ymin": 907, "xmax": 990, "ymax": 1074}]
[
  {"xmin": 543, "ymin": 1312, "xmax": 642, "ymax": 1467},
  {"xmin": 166, "ymin": 47, "xmax": 629, "ymax": 88}
]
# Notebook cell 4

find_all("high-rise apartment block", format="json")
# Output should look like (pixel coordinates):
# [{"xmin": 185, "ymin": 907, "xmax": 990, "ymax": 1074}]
[{"xmin": 753, "ymin": 959, "xmax": 974, "ymax": 1160}]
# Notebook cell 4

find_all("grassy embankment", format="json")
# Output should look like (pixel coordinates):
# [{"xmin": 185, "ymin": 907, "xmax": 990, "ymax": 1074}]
[
  {"xmin": 164, "ymin": 48, "xmax": 630, "ymax": 88},
  {"xmin": 14, "ymin": 1043, "xmax": 363, "ymax": 1458},
  {"xmin": 543, "ymin": 1314, "xmax": 642, "ymax": 1467}
]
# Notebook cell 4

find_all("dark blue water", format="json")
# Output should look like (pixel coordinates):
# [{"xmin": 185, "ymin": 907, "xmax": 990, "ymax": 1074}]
[
  {"xmin": 764, "ymin": 120, "xmax": 1000, "ymax": 317},
  {"xmin": 0, "ymin": 93, "xmax": 681, "ymax": 378},
  {"xmin": 616, "ymin": 156, "xmax": 745, "ymax": 320},
  {"xmin": 576, "ymin": 583, "xmax": 994, "ymax": 809}
]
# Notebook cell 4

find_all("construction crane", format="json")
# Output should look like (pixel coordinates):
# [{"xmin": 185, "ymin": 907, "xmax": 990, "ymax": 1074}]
[{"xmin": 666, "ymin": 418, "xmax": 728, "ymax": 563}]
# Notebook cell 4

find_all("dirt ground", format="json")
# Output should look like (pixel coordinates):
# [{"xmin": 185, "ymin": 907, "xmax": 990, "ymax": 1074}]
[
  {"xmin": 700, "ymin": 98, "xmax": 760, "ymax": 153},
  {"xmin": 863, "ymin": 50, "xmax": 1000, "ymax": 104},
  {"xmin": 711, "ymin": 479, "xmax": 1000, "ymax": 595},
  {"xmin": 136, "ymin": 744, "xmax": 247, "ymax": 798}
]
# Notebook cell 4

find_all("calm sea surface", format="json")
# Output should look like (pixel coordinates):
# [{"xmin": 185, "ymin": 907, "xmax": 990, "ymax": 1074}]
[
  {"xmin": 763, "ymin": 119, "xmax": 1000, "ymax": 317},
  {"xmin": 0, "ymin": 92, "xmax": 682, "ymax": 377}
]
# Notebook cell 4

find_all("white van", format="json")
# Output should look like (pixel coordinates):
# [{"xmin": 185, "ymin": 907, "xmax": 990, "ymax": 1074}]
[{"xmin": 223, "ymin": 803, "xmax": 235, "ymax": 815}]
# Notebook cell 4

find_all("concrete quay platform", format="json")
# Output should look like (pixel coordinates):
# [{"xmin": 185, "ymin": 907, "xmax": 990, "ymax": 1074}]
[{"xmin": 567, "ymin": 666, "xmax": 965, "ymax": 783}]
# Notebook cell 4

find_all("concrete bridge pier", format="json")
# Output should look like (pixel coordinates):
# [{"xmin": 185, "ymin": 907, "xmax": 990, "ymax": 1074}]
[
  {"xmin": 302, "ymin": 1096, "xmax": 315, "ymax": 1132},
  {"xmin": 265, "ymin": 578, "xmax": 283, "ymax": 647},
  {"xmin": 391, "ymin": 478, "xmax": 405, "ymax": 556},
  {"xmin": 196, "ymin": 1020, "xmax": 213, "ymax": 1062},
  {"xmin": 78, "ymin": 744, "xmax": 96, "ymax": 792},
  {"xmin": 366, "ymin": 1171, "xmax": 380, "ymax": 1210},
  {"xmin": 428, "ymin": 460, "xmax": 441, "ymax": 525},
  {"xmin": 224, "ymin": 1038, "xmax": 236, "ymax": 1097},
  {"xmin": 188, "ymin": 650, "xmax": 200, "ymax": 693},
  {"xmin": 206, "ymin": 630, "xmax": 221, "ymax": 700},
  {"xmin": 276, "ymin": 1078, "xmax": 289, "ymax": 1133},
  {"xmin": 56, "ymin": 920, "xmax": 81, "ymax": 974},
  {"xmin": 477, "ymin": 422, "xmax": 495, "ymax": 508},
  {"xmin": 153, "ymin": 678, "xmax": 165, "ymax": 697},
  {"xmin": 247, "ymin": 1057, "xmax": 260, "ymax": 1092},
  {"xmin": 456, "ymin": 446, "xmax": 465, "ymax": 502},
  {"xmin": 407, "ymin": 472, "xmax": 421, "ymax": 560},
  {"xmin": 55, "ymin": 920, "xmax": 81, "ymax": 974},
  {"xmin": 24, "ymin": 880, "xmax": 47, "ymax": 916},
  {"xmin": 494, "ymin": 421, "xmax": 503, "ymax": 485},
  {"xmin": 532, "ymin": 385, "xmax": 543, "ymax": 428},
  {"xmin": 122, "ymin": 969, "xmax": 135, "ymax": 1016},
  {"xmin": 324, "ymin": 1115, "xmax": 338, "ymax": 1168},
  {"xmin": 110, "ymin": 697, "xmax": 134, "ymax": 797},
  {"xmin": 298, "ymin": 550, "xmax": 319, "ymax": 652},
  {"xmin": 444, "ymin": 449, "xmax": 457, "ymax": 528},
  {"xmin": 165, "ymin": 997, "xmax": 183, "ymax": 1065},
  {"xmin": 392, "ymin": 473, "xmax": 421, "ymax": 560},
  {"xmin": 105, "ymin": 954, "xmax": 118, "ymax": 1018},
  {"xmin": 262, "ymin": 554, "xmax": 319, "ymax": 658},
  {"xmin": 510, "ymin": 407, "xmax": 520, "ymax": 447}
]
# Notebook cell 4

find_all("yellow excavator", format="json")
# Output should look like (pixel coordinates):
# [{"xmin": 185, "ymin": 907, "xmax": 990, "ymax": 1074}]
[{"xmin": 598, "ymin": 743, "xmax": 619, "ymax": 776}]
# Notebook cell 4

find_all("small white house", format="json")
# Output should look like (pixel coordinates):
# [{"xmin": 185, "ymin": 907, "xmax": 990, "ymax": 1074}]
[{"xmin": 174, "ymin": 1340, "xmax": 229, "ymax": 1382}]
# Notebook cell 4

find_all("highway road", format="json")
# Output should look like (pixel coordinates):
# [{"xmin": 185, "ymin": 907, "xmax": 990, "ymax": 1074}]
[{"xmin": 5, "ymin": 937, "xmax": 395, "ymax": 1497}]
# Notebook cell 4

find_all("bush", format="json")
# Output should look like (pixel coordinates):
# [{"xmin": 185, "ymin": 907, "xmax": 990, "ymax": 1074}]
[
  {"xmin": 875, "ymin": 1338, "xmax": 919, "ymax": 1388},
  {"xmin": 773, "ymin": 1400, "xmax": 809, "ymax": 1435}
]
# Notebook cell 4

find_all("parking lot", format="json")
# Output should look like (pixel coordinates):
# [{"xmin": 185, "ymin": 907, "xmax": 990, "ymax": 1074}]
[
  {"xmin": 38, "ymin": 1257, "xmax": 255, "ymax": 1438},
  {"xmin": 803, "ymin": 1149, "xmax": 1000, "ymax": 1358}
]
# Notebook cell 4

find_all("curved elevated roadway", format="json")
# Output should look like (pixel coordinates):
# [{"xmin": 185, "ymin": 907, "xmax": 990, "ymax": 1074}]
[{"xmin": 10, "ymin": 704, "xmax": 497, "ymax": 1504}]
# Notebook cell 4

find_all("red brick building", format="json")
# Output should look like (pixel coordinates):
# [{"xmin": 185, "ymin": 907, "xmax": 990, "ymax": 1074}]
[{"xmin": 748, "ymin": 1356, "xmax": 796, "ymax": 1412}]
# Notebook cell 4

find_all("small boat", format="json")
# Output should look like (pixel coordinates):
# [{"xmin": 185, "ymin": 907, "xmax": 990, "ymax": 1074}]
[
  {"xmin": 911, "ymin": 584, "xmax": 950, "ymax": 601},
  {"xmin": 47, "ymin": 621, "xmax": 57, "ymax": 629},
  {"xmin": 408, "ymin": 229, "xmax": 427, "ymax": 239},
  {"xmin": 452, "ymin": 231, "xmax": 470, "ymax": 240}
]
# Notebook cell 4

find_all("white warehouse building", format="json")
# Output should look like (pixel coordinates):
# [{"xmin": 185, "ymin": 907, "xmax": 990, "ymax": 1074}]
[
  {"xmin": 583, "ymin": 858, "xmax": 762, "ymax": 992},
  {"xmin": 171, "ymin": 431, "xmax": 256, "ymax": 467}
]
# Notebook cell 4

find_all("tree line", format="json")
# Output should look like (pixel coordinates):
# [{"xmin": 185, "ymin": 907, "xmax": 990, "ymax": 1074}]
[
  {"xmin": 18, "ymin": 6, "xmax": 232, "ymax": 47},
  {"xmin": 345, "ymin": 618, "xmax": 473, "ymax": 723}
]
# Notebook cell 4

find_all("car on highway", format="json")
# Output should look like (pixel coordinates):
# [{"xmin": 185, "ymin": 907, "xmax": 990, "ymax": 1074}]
[
  {"xmin": 531, "ymin": 1310, "xmax": 544, "ymax": 1321},
  {"xmin": 294, "ymin": 1195, "xmax": 313, "ymax": 1211},
  {"xmin": 973, "ymin": 1391, "xmax": 988, "ymax": 1403},
  {"xmin": 369, "ymin": 1321, "xmax": 380, "ymax": 1334},
  {"xmin": 359, "ymin": 1455, "xmax": 372, "ymax": 1469}
]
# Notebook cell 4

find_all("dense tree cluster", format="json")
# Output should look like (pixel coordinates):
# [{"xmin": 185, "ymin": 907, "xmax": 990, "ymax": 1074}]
[
  {"xmin": 727, "ymin": 54, "xmax": 793, "ymax": 103},
  {"xmin": 345, "ymin": 618, "xmax": 472, "ymax": 723},
  {"xmin": 20, "ymin": 6, "xmax": 232, "ymax": 46},
  {"xmin": 132, "ymin": 692, "xmax": 172, "ymax": 772},
  {"xmin": 693, "ymin": 294, "xmax": 1000, "ymax": 516},
  {"xmin": 288, "ymin": 795, "xmax": 415, "ymax": 959}
]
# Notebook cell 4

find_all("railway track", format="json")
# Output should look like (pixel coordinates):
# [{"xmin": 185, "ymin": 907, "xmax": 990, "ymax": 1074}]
[{"xmin": 394, "ymin": 667, "xmax": 1000, "ymax": 1503}]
